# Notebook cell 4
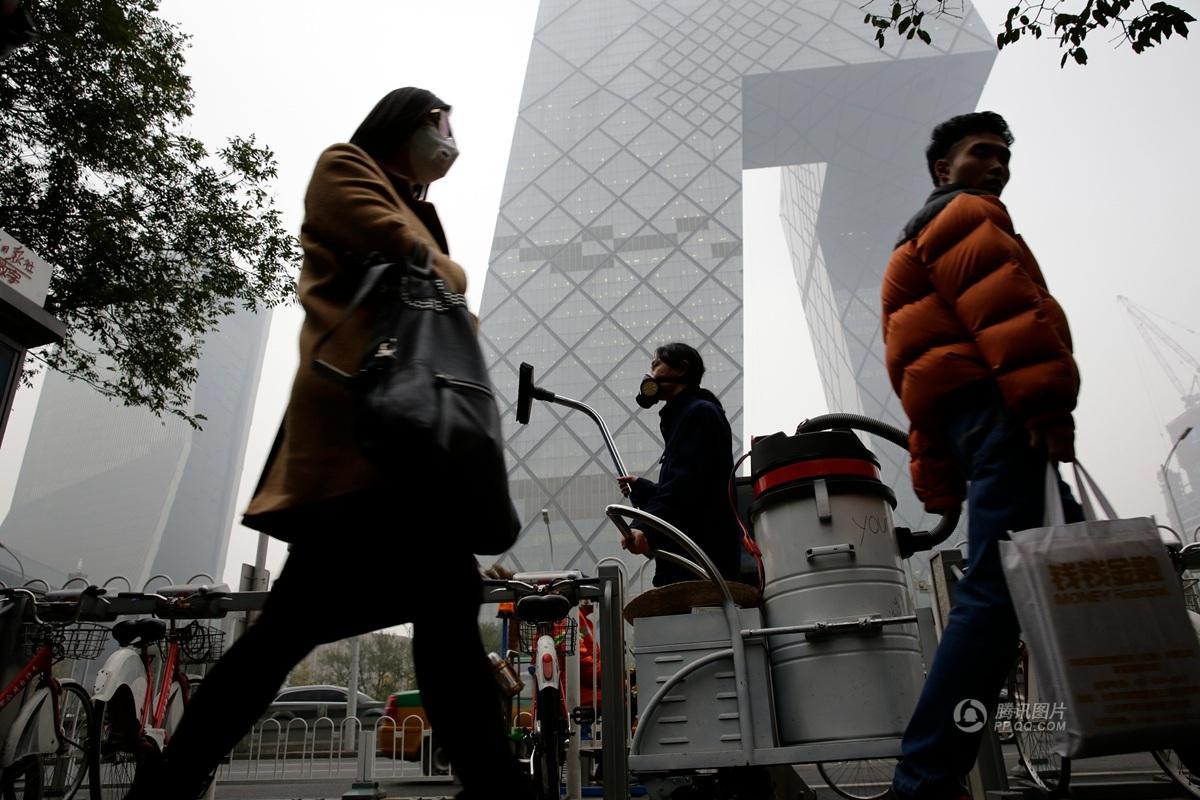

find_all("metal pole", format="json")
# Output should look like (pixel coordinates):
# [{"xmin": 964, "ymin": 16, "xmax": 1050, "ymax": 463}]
[
  {"xmin": 545, "ymin": 394, "xmax": 629, "ymax": 480},
  {"xmin": 598, "ymin": 565, "xmax": 627, "ymax": 800},
  {"xmin": 342, "ymin": 727, "xmax": 383, "ymax": 799},
  {"xmin": 1162, "ymin": 427, "xmax": 1192, "ymax": 534},
  {"xmin": 243, "ymin": 534, "xmax": 271, "ymax": 631},
  {"xmin": 345, "ymin": 637, "xmax": 362, "ymax": 752},
  {"xmin": 566, "ymin": 605, "xmax": 582, "ymax": 800},
  {"xmin": 253, "ymin": 533, "xmax": 270, "ymax": 589}
]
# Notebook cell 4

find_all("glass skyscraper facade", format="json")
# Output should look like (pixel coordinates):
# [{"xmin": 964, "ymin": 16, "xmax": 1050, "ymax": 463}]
[
  {"xmin": 0, "ymin": 308, "xmax": 270, "ymax": 589},
  {"xmin": 480, "ymin": 0, "xmax": 995, "ymax": 592}
]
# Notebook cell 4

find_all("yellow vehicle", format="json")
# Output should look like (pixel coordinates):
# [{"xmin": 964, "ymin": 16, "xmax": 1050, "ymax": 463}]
[{"xmin": 375, "ymin": 690, "xmax": 441, "ymax": 767}]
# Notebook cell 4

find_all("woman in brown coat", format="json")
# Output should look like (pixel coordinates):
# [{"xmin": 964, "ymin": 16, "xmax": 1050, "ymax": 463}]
[{"xmin": 129, "ymin": 88, "xmax": 531, "ymax": 800}]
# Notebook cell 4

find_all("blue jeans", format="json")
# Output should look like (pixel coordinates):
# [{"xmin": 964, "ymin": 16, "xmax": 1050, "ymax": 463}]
[{"xmin": 893, "ymin": 397, "xmax": 1083, "ymax": 799}]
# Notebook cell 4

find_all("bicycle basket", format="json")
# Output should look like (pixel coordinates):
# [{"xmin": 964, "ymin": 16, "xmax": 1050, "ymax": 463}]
[
  {"xmin": 519, "ymin": 618, "xmax": 577, "ymax": 656},
  {"xmin": 23, "ymin": 621, "xmax": 108, "ymax": 662},
  {"xmin": 174, "ymin": 622, "xmax": 225, "ymax": 665}
]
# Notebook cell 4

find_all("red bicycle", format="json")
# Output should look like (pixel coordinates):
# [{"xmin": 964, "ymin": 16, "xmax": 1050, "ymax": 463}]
[
  {"xmin": 0, "ymin": 585, "xmax": 105, "ymax": 800},
  {"xmin": 88, "ymin": 585, "xmax": 226, "ymax": 800}
]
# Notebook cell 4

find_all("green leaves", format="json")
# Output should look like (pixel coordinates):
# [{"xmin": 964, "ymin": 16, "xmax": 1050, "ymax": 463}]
[
  {"xmin": 1, "ymin": 0, "xmax": 299, "ymax": 427},
  {"xmin": 862, "ymin": 0, "xmax": 1194, "ymax": 64}
]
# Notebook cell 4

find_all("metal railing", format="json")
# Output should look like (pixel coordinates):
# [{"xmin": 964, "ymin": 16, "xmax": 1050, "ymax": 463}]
[
  {"xmin": 0, "ymin": 566, "xmax": 631, "ymax": 799},
  {"xmin": 219, "ymin": 714, "xmax": 454, "ymax": 785}
]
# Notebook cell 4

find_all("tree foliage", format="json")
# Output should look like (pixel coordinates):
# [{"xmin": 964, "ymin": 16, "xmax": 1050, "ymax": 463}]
[
  {"xmin": 0, "ymin": 0, "xmax": 298, "ymax": 426},
  {"xmin": 861, "ymin": 1, "xmax": 1194, "ymax": 66},
  {"xmin": 289, "ymin": 633, "xmax": 417, "ymax": 701},
  {"xmin": 286, "ymin": 624, "xmax": 504, "ymax": 701}
]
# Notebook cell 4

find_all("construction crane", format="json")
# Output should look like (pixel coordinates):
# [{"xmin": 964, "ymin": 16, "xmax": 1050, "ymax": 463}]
[{"xmin": 1117, "ymin": 295, "xmax": 1200, "ymax": 409}]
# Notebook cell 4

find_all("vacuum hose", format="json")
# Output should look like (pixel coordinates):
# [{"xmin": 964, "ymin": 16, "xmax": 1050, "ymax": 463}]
[{"xmin": 794, "ymin": 413, "xmax": 961, "ymax": 557}]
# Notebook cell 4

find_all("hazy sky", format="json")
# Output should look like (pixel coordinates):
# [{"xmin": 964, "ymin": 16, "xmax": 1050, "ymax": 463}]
[{"xmin": 10, "ymin": 1, "xmax": 1196, "ymax": 586}]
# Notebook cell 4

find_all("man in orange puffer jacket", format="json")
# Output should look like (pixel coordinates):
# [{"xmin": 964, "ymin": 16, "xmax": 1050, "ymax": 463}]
[{"xmin": 881, "ymin": 111, "xmax": 1084, "ymax": 800}]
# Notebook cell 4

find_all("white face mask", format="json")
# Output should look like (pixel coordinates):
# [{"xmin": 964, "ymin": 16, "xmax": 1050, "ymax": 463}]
[{"xmin": 407, "ymin": 124, "xmax": 459, "ymax": 185}]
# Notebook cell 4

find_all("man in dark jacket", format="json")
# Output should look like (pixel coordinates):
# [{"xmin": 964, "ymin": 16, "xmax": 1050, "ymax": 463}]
[{"xmin": 617, "ymin": 342, "xmax": 742, "ymax": 586}]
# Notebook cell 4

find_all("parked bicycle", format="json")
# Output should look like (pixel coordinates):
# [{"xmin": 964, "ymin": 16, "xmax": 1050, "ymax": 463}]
[
  {"xmin": 88, "ymin": 581, "xmax": 226, "ymax": 800},
  {"xmin": 0, "ymin": 585, "xmax": 104, "ymax": 799},
  {"xmin": 486, "ymin": 571, "xmax": 595, "ymax": 800},
  {"xmin": 1014, "ymin": 538, "xmax": 1200, "ymax": 797}
]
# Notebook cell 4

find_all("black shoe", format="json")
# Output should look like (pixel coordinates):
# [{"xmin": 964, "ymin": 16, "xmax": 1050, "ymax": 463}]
[
  {"xmin": 122, "ymin": 742, "xmax": 165, "ymax": 800},
  {"xmin": 123, "ymin": 747, "xmax": 216, "ymax": 800}
]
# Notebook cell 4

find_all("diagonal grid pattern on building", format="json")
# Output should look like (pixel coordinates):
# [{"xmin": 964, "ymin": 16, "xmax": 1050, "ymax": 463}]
[{"xmin": 480, "ymin": 0, "xmax": 995, "ymax": 591}]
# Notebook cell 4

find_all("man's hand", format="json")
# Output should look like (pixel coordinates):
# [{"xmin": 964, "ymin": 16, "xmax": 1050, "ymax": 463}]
[
  {"xmin": 620, "ymin": 528, "xmax": 651, "ymax": 556},
  {"xmin": 616, "ymin": 475, "xmax": 636, "ymax": 496},
  {"xmin": 1030, "ymin": 428, "xmax": 1075, "ymax": 463}
]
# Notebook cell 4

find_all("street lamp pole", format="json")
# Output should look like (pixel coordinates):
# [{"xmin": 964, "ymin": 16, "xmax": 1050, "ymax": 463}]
[{"xmin": 1161, "ymin": 425, "xmax": 1193, "ymax": 535}]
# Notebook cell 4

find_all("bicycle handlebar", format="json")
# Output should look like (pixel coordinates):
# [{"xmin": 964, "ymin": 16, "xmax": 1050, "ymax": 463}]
[
  {"xmin": 483, "ymin": 574, "xmax": 599, "ymax": 596},
  {"xmin": 1173, "ymin": 541, "xmax": 1200, "ymax": 572},
  {"xmin": 0, "ymin": 584, "xmax": 109, "ymax": 624}
]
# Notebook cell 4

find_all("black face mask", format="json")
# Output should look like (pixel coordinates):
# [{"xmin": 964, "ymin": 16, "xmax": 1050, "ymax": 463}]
[{"xmin": 635, "ymin": 374, "xmax": 685, "ymax": 408}]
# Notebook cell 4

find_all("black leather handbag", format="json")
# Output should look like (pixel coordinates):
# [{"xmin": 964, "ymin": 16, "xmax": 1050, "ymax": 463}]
[{"xmin": 312, "ymin": 249, "xmax": 520, "ymax": 555}]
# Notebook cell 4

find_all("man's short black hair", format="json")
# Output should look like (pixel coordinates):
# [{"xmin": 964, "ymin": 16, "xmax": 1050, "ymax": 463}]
[
  {"xmin": 925, "ymin": 111, "xmax": 1014, "ymax": 185},
  {"xmin": 655, "ymin": 342, "xmax": 705, "ymax": 386}
]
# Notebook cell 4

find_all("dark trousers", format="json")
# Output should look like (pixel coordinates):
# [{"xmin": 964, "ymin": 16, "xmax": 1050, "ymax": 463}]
[
  {"xmin": 157, "ymin": 497, "xmax": 529, "ymax": 799},
  {"xmin": 893, "ymin": 397, "xmax": 1083, "ymax": 799}
]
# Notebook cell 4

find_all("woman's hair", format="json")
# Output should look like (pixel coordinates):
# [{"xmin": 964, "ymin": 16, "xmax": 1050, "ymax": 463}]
[
  {"xmin": 350, "ymin": 87, "xmax": 449, "ymax": 162},
  {"xmin": 655, "ymin": 342, "xmax": 705, "ymax": 386}
]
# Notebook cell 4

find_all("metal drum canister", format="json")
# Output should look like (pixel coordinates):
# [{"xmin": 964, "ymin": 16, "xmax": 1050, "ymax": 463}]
[{"xmin": 751, "ymin": 430, "xmax": 924, "ymax": 745}]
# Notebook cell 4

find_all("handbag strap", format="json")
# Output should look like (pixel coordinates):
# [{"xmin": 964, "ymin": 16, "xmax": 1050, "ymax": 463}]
[
  {"xmin": 1072, "ymin": 461, "xmax": 1118, "ymax": 521},
  {"xmin": 1043, "ymin": 461, "xmax": 1118, "ymax": 525},
  {"xmin": 311, "ymin": 246, "xmax": 434, "ymax": 382},
  {"xmin": 1043, "ymin": 463, "xmax": 1067, "ymax": 526}
]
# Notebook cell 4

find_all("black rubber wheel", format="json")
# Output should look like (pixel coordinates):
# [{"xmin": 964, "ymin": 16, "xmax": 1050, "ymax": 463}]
[
  {"xmin": 817, "ymin": 760, "xmax": 895, "ymax": 799},
  {"xmin": 88, "ymin": 696, "xmax": 140, "ymax": 800},
  {"xmin": 1010, "ymin": 644, "xmax": 1071, "ymax": 796},
  {"xmin": 1153, "ymin": 747, "xmax": 1200, "ymax": 798},
  {"xmin": 42, "ymin": 681, "xmax": 91, "ymax": 800},
  {"xmin": 420, "ymin": 737, "xmax": 451, "ymax": 776},
  {"xmin": 532, "ymin": 688, "xmax": 563, "ymax": 800}
]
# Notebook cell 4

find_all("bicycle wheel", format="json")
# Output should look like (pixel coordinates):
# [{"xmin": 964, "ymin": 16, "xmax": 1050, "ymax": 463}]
[
  {"xmin": 817, "ymin": 759, "xmax": 895, "ymax": 799},
  {"xmin": 532, "ymin": 688, "xmax": 563, "ymax": 800},
  {"xmin": 2, "ymin": 755, "xmax": 42, "ymax": 800},
  {"xmin": 88, "ymin": 695, "xmax": 140, "ymax": 800},
  {"xmin": 1010, "ymin": 645, "xmax": 1071, "ymax": 795},
  {"xmin": 1153, "ymin": 747, "xmax": 1200, "ymax": 798},
  {"xmin": 42, "ymin": 681, "xmax": 91, "ymax": 800}
]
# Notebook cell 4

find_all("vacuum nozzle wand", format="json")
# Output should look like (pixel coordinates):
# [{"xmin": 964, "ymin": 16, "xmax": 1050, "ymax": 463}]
[{"xmin": 516, "ymin": 362, "xmax": 557, "ymax": 425}]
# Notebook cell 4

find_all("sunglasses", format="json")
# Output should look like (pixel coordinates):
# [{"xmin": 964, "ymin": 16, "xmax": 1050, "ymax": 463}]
[{"xmin": 428, "ymin": 108, "xmax": 452, "ymax": 138}]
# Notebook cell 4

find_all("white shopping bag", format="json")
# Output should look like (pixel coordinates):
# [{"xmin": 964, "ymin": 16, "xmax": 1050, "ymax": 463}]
[{"xmin": 1000, "ymin": 462, "xmax": 1200, "ymax": 758}]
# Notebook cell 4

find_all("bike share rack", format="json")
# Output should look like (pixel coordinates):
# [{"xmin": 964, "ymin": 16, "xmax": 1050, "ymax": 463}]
[{"xmin": 479, "ymin": 565, "xmax": 630, "ymax": 800}]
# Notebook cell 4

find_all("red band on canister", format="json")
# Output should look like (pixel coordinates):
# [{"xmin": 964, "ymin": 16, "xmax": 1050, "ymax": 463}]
[{"xmin": 754, "ymin": 457, "xmax": 880, "ymax": 497}]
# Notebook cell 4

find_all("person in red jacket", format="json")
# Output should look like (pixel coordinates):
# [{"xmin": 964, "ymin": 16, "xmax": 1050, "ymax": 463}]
[{"xmin": 880, "ymin": 111, "xmax": 1083, "ymax": 800}]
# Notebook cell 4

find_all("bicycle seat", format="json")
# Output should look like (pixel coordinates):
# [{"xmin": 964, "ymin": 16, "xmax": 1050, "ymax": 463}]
[
  {"xmin": 517, "ymin": 593, "xmax": 572, "ymax": 624},
  {"xmin": 113, "ymin": 618, "xmax": 167, "ymax": 647}
]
